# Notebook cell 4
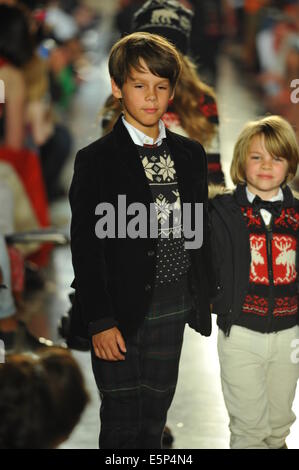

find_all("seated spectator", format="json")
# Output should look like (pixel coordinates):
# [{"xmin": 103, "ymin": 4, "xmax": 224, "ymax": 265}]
[
  {"xmin": 48, "ymin": 39, "xmax": 79, "ymax": 110},
  {"xmin": 0, "ymin": 227, "xmax": 54, "ymax": 352},
  {"xmin": 0, "ymin": 347, "xmax": 89, "ymax": 448},
  {"xmin": 23, "ymin": 52, "xmax": 73, "ymax": 201},
  {"xmin": 0, "ymin": 181, "xmax": 25, "ymax": 305}
]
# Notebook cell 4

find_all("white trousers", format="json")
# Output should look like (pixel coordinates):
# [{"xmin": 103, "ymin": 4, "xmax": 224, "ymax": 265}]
[{"xmin": 217, "ymin": 324, "xmax": 299, "ymax": 449}]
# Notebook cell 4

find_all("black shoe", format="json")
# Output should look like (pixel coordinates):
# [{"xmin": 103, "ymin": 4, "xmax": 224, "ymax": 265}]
[{"xmin": 162, "ymin": 426, "xmax": 174, "ymax": 447}]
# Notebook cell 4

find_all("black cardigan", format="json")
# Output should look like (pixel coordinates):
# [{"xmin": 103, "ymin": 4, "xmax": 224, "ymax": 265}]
[
  {"xmin": 69, "ymin": 116, "xmax": 215, "ymax": 339},
  {"xmin": 210, "ymin": 185, "xmax": 299, "ymax": 336}
]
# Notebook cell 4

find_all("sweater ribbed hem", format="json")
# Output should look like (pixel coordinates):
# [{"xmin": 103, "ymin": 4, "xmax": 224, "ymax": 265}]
[{"xmin": 218, "ymin": 314, "xmax": 298, "ymax": 335}]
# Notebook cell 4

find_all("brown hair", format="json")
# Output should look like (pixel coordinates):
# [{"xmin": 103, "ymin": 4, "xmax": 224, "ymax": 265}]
[
  {"xmin": 0, "ymin": 348, "xmax": 89, "ymax": 449},
  {"xmin": 230, "ymin": 115, "xmax": 299, "ymax": 186},
  {"xmin": 102, "ymin": 51, "xmax": 217, "ymax": 147},
  {"xmin": 108, "ymin": 31, "xmax": 182, "ymax": 91}
]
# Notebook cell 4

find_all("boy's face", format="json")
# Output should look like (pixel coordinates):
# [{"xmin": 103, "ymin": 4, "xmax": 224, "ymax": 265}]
[
  {"xmin": 111, "ymin": 59, "xmax": 174, "ymax": 139},
  {"xmin": 245, "ymin": 134, "xmax": 289, "ymax": 200}
]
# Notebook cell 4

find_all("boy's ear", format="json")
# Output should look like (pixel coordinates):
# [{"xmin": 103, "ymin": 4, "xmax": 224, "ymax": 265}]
[{"xmin": 111, "ymin": 78, "xmax": 122, "ymax": 100}]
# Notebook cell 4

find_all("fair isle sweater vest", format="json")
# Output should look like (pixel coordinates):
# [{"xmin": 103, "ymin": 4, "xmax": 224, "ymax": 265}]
[
  {"xmin": 136, "ymin": 140, "xmax": 191, "ymax": 286},
  {"xmin": 234, "ymin": 190, "xmax": 299, "ymax": 333}
]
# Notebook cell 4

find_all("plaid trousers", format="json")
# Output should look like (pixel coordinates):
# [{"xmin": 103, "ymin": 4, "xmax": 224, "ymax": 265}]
[{"xmin": 91, "ymin": 275, "xmax": 192, "ymax": 449}]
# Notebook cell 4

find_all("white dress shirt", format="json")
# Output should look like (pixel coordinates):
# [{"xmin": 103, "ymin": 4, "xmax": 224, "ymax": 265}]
[{"xmin": 121, "ymin": 115, "xmax": 166, "ymax": 147}]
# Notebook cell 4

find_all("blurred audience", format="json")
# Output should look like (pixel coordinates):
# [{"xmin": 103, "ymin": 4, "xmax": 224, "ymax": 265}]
[
  {"xmin": 189, "ymin": 0, "xmax": 234, "ymax": 86},
  {"xmin": 115, "ymin": 0, "xmax": 145, "ymax": 38},
  {"xmin": 0, "ymin": 3, "xmax": 51, "ymax": 270},
  {"xmin": 255, "ymin": 1, "xmax": 298, "ymax": 138},
  {"xmin": 0, "ymin": 348, "xmax": 89, "ymax": 449},
  {"xmin": 0, "ymin": 233, "xmax": 18, "ymax": 352},
  {"xmin": 0, "ymin": 225, "xmax": 55, "ymax": 352},
  {"xmin": 226, "ymin": 0, "xmax": 298, "ymax": 142},
  {"xmin": 23, "ymin": 52, "xmax": 73, "ymax": 201},
  {"xmin": 0, "ymin": 0, "xmax": 103, "ymax": 354}
]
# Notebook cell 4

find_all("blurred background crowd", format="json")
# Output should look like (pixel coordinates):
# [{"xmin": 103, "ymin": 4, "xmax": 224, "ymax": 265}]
[{"xmin": 0, "ymin": 0, "xmax": 298, "ymax": 449}]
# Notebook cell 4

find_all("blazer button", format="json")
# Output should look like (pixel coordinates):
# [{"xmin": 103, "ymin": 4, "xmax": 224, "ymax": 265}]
[
  {"xmin": 145, "ymin": 284, "xmax": 152, "ymax": 292},
  {"xmin": 147, "ymin": 250, "xmax": 155, "ymax": 257}
]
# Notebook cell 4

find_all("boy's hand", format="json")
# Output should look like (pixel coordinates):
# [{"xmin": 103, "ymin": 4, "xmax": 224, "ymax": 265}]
[{"xmin": 92, "ymin": 327, "xmax": 127, "ymax": 361}]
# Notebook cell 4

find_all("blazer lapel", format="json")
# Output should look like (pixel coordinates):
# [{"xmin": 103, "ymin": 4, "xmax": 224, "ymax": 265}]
[
  {"xmin": 166, "ymin": 130, "xmax": 194, "ymax": 204},
  {"xmin": 112, "ymin": 117, "xmax": 153, "ymax": 204}
]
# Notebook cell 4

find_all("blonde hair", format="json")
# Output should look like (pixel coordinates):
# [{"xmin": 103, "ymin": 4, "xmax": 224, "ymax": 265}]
[
  {"xmin": 101, "ymin": 51, "xmax": 217, "ymax": 147},
  {"xmin": 230, "ymin": 115, "xmax": 299, "ymax": 186}
]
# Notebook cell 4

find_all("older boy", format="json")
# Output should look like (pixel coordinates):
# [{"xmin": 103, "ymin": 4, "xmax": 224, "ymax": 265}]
[{"xmin": 69, "ymin": 32, "xmax": 214, "ymax": 449}]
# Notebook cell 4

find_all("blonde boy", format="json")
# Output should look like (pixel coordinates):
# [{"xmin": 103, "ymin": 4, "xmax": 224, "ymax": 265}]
[{"xmin": 210, "ymin": 115, "xmax": 299, "ymax": 449}]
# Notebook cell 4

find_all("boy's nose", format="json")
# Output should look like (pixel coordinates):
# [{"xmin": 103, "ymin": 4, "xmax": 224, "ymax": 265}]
[
  {"xmin": 146, "ymin": 90, "xmax": 157, "ymax": 101},
  {"xmin": 261, "ymin": 157, "xmax": 272, "ymax": 169}
]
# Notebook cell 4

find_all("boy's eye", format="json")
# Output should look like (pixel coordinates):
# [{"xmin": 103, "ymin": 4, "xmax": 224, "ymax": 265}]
[{"xmin": 273, "ymin": 156, "xmax": 284, "ymax": 162}]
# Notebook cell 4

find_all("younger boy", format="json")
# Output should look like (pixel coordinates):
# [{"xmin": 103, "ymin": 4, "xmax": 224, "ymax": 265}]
[
  {"xmin": 210, "ymin": 115, "xmax": 299, "ymax": 448},
  {"xmin": 69, "ymin": 32, "xmax": 213, "ymax": 449}
]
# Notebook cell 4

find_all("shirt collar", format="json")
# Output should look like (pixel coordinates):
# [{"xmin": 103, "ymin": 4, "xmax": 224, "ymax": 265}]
[
  {"xmin": 122, "ymin": 115, "xmax": 166, "ymax": 147},
  {"xmin": 246, "ymin": 186, "xmax": 284, "ymax": 203}
]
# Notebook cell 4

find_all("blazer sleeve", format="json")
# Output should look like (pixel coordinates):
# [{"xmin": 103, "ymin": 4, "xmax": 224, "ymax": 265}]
[{"xmin": 69, "ymin": 148, "xmax": 118, "ymax": 336}]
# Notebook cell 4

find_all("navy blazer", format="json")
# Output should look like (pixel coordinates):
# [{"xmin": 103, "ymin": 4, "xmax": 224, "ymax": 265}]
[{"xmin": 69, "ymin": 116, "xmax": 215, "ymax": 339}]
